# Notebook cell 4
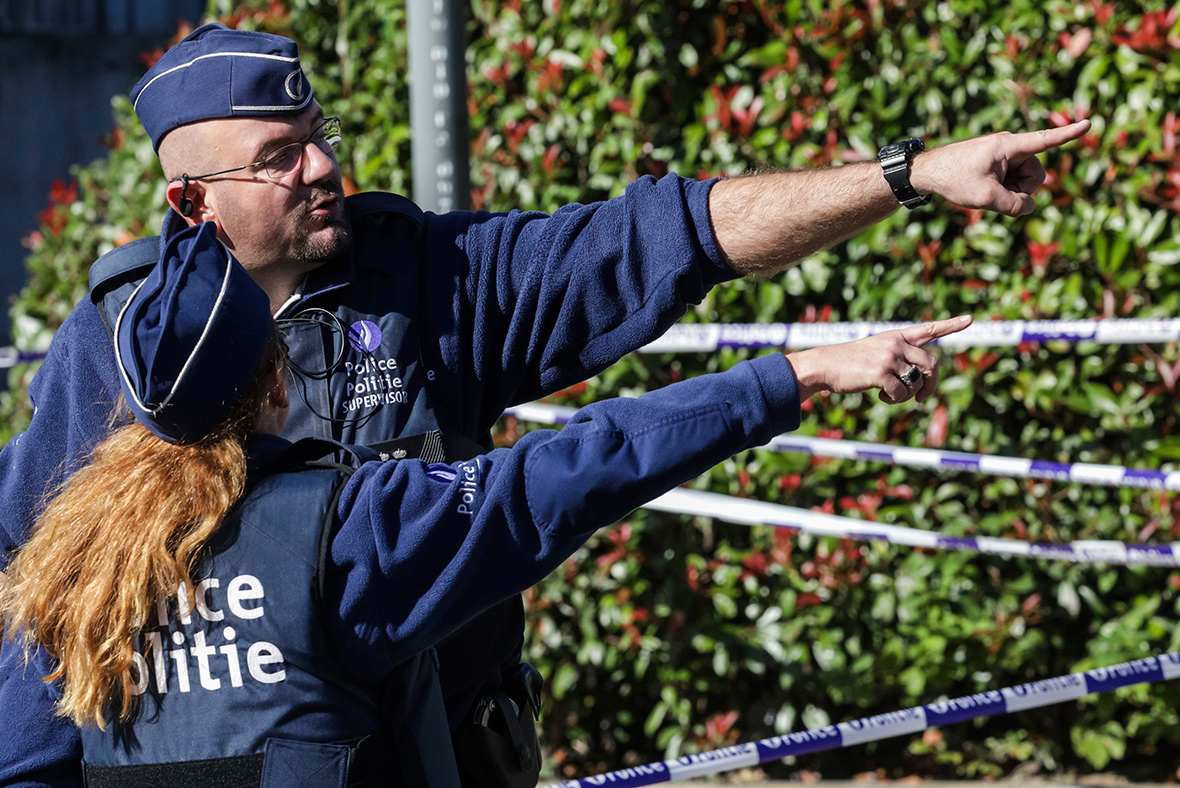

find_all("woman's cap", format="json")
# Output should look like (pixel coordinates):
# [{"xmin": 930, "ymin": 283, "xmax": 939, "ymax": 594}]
[
  {"xmin": 131, "ymin": 22, "xmax": 315, "ymax": 151},
  {"xmin": 115, "ymin": 222, "xmax": 273, "ymax": 443}
]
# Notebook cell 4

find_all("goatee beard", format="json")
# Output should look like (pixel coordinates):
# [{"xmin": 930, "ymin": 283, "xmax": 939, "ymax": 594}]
[
  {"xmin": 293, "ymin": 219, "xmax": 352, "ymax": 263},
  {"xmin": 292, "ymin": 186, "xmax": 353, "ymax": 263}
]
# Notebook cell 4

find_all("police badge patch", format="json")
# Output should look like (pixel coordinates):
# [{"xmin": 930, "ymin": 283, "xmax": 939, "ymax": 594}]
[{"xmin": 425, "ymin": 464, "xmax": 459, "ymax": 484}]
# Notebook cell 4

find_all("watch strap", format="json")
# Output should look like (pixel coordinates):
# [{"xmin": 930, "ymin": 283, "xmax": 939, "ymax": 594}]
[
  {"xmin": 882, "ymin": 161, "xmax": 932, "ymax": 209},
  {"xmin": 878, "ymin": 139, "xmax": 932, "ymax": 210}
]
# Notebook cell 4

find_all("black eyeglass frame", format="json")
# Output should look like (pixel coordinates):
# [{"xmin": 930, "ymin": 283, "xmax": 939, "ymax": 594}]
[{"xmin": 170, "ymin": 116, "xmax": 342, "ymax": 185}]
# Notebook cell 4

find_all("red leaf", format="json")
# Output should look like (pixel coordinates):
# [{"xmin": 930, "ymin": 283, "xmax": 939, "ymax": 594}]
[
  {"xmin": 976, "ymin": 351, "xmax": 999, "ymax": 372},
  {"xmin": 1027, "ymin": 241, "xmax": 1060, "ymax": 271},
  {"xmin": 608, "ymin": 522, "xmax": 632, "ymax": 547},
  {"xmin": 926, "ymin": 405, "xmax": 949, "ymax": 448},
  {"xmin": 541, "ymin": 144, "xmax": 561, "ymax": 176},
  {"xmin": 916, "ymin": 239, "xmax": 942, "ymax": 267},
  {"xmin": 41, "ymin": 206, "xmax": 66, "ymax": 235},
  {"xmin": 952, "ymin": 204, "xmax": 984, "ymax": 225},
  {"xmin": 48, "ymin": 179, "xmax": 77, "ymax": 205},
  {"xmin": 139, "ymin": 47, "xmax": 165, "ymax": 69},
  {"xmin": 742, "ymin": 552, "xmax": 768, "ymax": 575},
  {"xmin": 705, "ymin": 710, "xmax": 739, "ymax": 740},
  {"xmin": 732, "ymin": 97, "xmax": 763, "ymax": 137},
  {"xmin": 596, "ymin": 550, "xmax": 622, "ymax": 569},
  {"xmin": 1059, "ymin": 28, "xmax": 1092, "ymax": 58},
  {"xmin": 760, "ymin": 65, "xmax": 790, "ymax": 83},
  {"xmin": 796, "ymin": 592, "xmax": 822, "ymax": 608},
  {"xmin": 1091, "ymin": 0, "xmax": 1114, "ymax": 25}
]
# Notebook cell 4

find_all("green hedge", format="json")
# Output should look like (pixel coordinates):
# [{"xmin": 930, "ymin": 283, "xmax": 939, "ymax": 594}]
[{"xmin": 8, "ymin": 0, "xmax": 1180, "ymax": 779}]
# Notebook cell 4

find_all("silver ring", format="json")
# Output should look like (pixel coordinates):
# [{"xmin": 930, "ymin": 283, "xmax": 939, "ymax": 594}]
[{"xmin": 901, "ymin": 365, "xmax": 922, "ymax": 388}]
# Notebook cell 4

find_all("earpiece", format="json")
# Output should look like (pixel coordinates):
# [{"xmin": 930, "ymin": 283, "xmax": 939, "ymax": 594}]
[{"xmin": 178, "ymin": 175, "xmax": 194, "ymax": 217}]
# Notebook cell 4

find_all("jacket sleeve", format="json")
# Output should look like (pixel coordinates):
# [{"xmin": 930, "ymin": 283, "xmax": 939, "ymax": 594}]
[
  {"xmin": 0, "ymin": 638, "xmax": 82, "ymax": 788},
  {"xmin": 0, "ymin": 303, "xmax": 118, "ymax": 788},
  {"xmin": 326, "ymin": 352, "xmax": 800, "ymax": 679},
  {"xmin": 0, "ymin": 301, "xmax": 122, "ymax": 571},
  {"xmin": 421, "ymin": 173, "xmax": 735, "ymax": 436}
]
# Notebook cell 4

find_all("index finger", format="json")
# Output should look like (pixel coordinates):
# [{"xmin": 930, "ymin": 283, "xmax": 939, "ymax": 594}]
[
  {"xmin": 1005, "ymin": 120, "xmax": 1092, "ymax": 156},
  {"xmin": 898, "ymin": 315, "xmax": 973, "ymax": 347}
]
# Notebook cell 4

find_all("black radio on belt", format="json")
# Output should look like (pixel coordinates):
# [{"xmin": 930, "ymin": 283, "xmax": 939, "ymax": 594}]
[{"xmin": 453, "ymin": 664, "xmax": 544, "ymax": 788}]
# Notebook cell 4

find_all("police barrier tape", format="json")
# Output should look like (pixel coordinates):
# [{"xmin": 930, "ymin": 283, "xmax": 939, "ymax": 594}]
[
  {"xmin": 7, "ymin": 317, "xmax": 1175, "ymax": 366},
  {"xmin": 506, "ymin": 404, "xmax": 1180, "ymax": 565},
  {"xmin": 504, "ymin": 403, "xmax": 1180, "ymax": 492},
  {"xmin": 767, "ymin": 434, "xmax": 1180, "ymax": 491},
  {"xmin": 0, "ymin": 348, "xmax": 46, "ymax": 369},
  {"xmin": 548, "ymin": 652, "xmax": 1180, "ymax": 788},
  {"xmin": 649, "ymin": 487, "xmax": 1180, "ymax": 567},
  {"xmin": 6, "ymin": 317, "xmax": 1177, "ymax": 365},
  {"xmin": 637, "ymin": 318, "xmax": 1180, "ymax": 353}
]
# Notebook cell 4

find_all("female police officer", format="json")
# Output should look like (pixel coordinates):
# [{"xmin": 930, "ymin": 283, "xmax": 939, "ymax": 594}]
[{"xmin": 0, "ymin": 221, "xmax": 969, "ymax": 787}]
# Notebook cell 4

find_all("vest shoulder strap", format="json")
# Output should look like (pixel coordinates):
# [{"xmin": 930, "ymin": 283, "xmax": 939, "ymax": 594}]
[
  {"xmin": 346, "ymin": 191, "xmax": 425, "ymax": 230},
  {"xmin": 258, "ymin": 438, "xmax": 381, "ymax": 606},
  {"xmin": 88, "ymin": 236, "xmax": 161, "ymax": 338},
  {"xmin": 264, "ymin": 438, "xmax": 381, "ymax": 476}
]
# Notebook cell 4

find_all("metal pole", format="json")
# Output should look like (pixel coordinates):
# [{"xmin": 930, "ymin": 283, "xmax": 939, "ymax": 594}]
[{"xmin": 408, "ymin": 0, "xmax": 470, "ymax": 212}]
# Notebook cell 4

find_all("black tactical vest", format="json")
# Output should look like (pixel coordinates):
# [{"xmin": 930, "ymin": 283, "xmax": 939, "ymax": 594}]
[{"xmin": 80, "ymin": 440, "xmax": 461, "ymax": 788}]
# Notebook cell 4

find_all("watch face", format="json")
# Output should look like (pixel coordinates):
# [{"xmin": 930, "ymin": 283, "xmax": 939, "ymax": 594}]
[
  {"xmin": 901, "ymin": 137, "xmax": 926, "ymax": 154},
  {"xmin": 878, "ymin": 138, "xmax": 925, "ymax": 160}
]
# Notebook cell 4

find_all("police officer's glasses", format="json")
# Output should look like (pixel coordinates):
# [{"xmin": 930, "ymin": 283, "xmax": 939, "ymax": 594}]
[{"xmin": 175, "ymin": 117, "xmax": 342, "ymax": 184}]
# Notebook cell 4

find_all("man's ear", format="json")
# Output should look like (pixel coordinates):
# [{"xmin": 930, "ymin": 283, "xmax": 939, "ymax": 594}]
[
  {"xmin": 270, "ymin": 367, "xmax": 290, "ymax": 410},
  {"xmin": 165, "ymin": 178, "xmax": 219, "ymax": 227}
]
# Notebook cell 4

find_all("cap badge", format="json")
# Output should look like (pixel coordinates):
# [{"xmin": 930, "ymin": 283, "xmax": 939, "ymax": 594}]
[{"xmin": 285, "ymin": 70, "xmax": 304, "ymax": 101}]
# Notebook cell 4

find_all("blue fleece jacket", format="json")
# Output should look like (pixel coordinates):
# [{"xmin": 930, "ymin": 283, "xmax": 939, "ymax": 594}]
[{"xmin": 0, "ymin": 174, "xmax": 754, "ymax": 787}]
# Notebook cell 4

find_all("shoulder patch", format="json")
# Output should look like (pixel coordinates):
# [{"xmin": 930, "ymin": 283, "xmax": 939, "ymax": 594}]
[{"xmin": 425, "ymin": 464, "xmax": 459, "ymax": 484}]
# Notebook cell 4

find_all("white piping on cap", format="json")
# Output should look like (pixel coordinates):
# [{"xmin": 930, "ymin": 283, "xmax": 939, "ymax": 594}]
[
  {"xmin": 230, "ymin": 92, "xmax": 314, "ymax": 113},
  {"xmin": 113, "ymin": 238, "xmax": 236, "ymax": 419},
  {"xmin": 134, "ymin": 51, "xmax": 300, "ymax": 112}
]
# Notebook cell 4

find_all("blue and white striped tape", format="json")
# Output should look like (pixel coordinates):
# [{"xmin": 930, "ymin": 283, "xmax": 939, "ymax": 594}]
[
  {"xmin": 8, "ymin": 317, "xmax": 1178, "ymax": 369},
  {"xmin": 0, "ymin": 348, "xmax": 46, "ymax": 369},
  {"xmin": 649, "ymin": 487, "xmax": 1180, "ymax": 567},
  {"xmin": 638, "ymin": 318, "xmax": 1180, "ymax": 353},
  {"xmin": 549, "ymin": 652, "xmax": 1180, "ymax": 788},
  {"xmin": 769, "ymin": 434, "xmax": 1180, "ymax": 490},
  {"xmin": 5, "ymin": 317, "xmax": 1175, "ymax": 368},
  {"xmin": 505, "ymin": 403, "xmax": 1179, "ymax": 492},
  {"xmin": 504, "ymin": 404, "xmax": 1180, "ymax": 566}
]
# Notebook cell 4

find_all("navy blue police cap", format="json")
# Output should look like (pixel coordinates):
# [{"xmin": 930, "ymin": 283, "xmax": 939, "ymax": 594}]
[
  {"xmin": 115, "ymin": 222, "xmax": 273, "ymax": 443},
  {"xmin": 131, "ymin": 22, "xmax": 314, "ymax": 151}
]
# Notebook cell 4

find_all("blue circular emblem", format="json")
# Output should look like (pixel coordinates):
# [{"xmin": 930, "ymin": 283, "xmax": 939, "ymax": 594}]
[{"xmin": 348, "ymin": 320, "xmax": 383, "ymax": 353}]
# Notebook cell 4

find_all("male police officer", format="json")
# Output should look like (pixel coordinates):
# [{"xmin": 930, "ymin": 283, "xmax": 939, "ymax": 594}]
[{"xmin": 0, "ymin": 21, "xmax": 1087, "ymax": 788}]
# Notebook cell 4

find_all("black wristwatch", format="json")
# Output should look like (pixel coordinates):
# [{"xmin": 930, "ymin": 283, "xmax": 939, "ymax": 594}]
[{"xmin": 877, "ymin": 138, "xmax": 932, "ymax": 209}]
